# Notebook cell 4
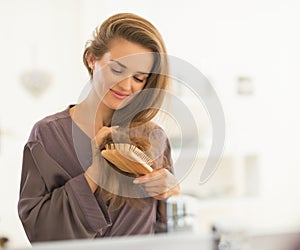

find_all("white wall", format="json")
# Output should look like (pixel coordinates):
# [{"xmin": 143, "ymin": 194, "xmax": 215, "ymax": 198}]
[
  {"xmin": 0, "ymin": 0, "xmax": 86, "ymax": 247},
  {"xmin": 1, "ymin": 0, "xmax": 300, "ymax": 247}
]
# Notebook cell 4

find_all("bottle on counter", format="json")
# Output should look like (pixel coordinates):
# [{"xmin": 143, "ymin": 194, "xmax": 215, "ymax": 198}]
[
  {"xmin": 166, "ymin": 195, "xmax": 197, "ymax": 233},
  {"xmin": 0, "ymin": 237, "xmax": 8, "ymax": 249}
]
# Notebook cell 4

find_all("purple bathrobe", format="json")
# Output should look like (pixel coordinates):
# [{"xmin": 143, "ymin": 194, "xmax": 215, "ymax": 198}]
[{"xmin": 18, "ymin": 106, "xmax": 172, "ymax": 242}]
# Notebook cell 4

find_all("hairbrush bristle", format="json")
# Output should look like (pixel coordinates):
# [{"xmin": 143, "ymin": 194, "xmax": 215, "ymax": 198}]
[
  {"xmin": 112, "ymin": 143, "xmax": 153, "ymax": 164},
  {"xmin": 101, "ymin": 143, "xmax": 154, "ymax": 175},
  {"xmin": 131, "ymin": 145, "xmax": 153, "ymax": 164}
]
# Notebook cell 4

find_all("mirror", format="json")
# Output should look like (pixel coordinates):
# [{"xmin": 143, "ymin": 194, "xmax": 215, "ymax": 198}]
[{"xmin": 1, "ymin": 0, "xmax": 300, "ymax": 248}]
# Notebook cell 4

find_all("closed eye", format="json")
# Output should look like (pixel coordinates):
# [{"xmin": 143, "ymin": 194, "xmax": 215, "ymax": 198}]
[
  {"xmin": 134, "ymin": 76, "xmax": 145, "ymax": 83},
  {"xmin": 133, "ymin": 73, "xmax": 148, "ymax": 83},
  {"xmin": 111, "ymin": 67, "xmax": 123, "ymax": 74}
]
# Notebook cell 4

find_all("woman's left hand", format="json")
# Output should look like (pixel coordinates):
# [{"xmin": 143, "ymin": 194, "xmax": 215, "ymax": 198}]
[{"xmin": 133, "ymin": 169, "xmax": 180, "ymax": 200}]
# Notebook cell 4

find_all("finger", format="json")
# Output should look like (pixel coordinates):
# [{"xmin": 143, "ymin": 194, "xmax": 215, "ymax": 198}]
[
  {"xmin": 110, "ymin": 125, "xmax": 120, "ymax": 132},
  {"xmin": 147, "ymin": 191, "xmax": 161, "ymax": 197},
  {"xmin": 147, "ymin": 191, "xmax": 169, "ymax": 200},
  {"xmin": 95, "ymin": 126, "xmax": 119, "ymax": 145},
  {"xmin": 143, "ymin": 188, "xmax": 161, "ymax": 196},
  {"xmin": 142, "ymin": 179, "xmax": 179, "ymax": 195},
  {"xmin": 96, "ymin": 126, "xmax": 112, "ymax": 138},
  {"xmin": 133, "ymin": 169, "xmax": 167, "ymax": 184},
  {"xmin": 144, "ymin": 186, "xmax": 169, "ymax": 195},
  {"xmin": 153, "ymin": 194, "xmax": 168, "ymax": 200},
  {"xmin": 139, "ymin": 179, "xmax": 167, "ymax": 188}
]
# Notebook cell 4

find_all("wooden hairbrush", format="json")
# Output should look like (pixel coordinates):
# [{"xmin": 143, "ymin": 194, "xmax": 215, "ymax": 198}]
[{"xmin": 101, "ymin": 143, "xmax": 153, "ymax": 175}]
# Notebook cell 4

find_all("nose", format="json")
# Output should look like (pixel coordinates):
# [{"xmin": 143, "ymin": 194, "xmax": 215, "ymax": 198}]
[{"xmin": 117, "ymin": 76, "xmax": 132, "ymax": 91}]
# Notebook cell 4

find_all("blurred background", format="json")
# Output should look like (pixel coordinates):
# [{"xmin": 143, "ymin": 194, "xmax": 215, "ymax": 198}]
[{"xmin": 1, "ymin": 0, "xmax": 300, "ymax": 248}]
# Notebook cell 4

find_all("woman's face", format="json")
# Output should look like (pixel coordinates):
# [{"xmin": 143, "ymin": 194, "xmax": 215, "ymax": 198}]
[{"xmin": 91, "ymin": 38, "xmax": 154, "ymax": 110}]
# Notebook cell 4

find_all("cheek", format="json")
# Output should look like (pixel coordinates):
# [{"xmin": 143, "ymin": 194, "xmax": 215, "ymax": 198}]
[
  {"xmin": 93, "ymin": 68, "xmax": 118, "ymax": 94},
  {"xmin": 133, "ymin": 82, "xmax": 147, "ymax": 93}
]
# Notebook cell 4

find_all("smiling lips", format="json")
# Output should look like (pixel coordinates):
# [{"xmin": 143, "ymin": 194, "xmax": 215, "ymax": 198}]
[{"xmin": 109, "ymin": 89, "xmax": 130, "ymax": 100}]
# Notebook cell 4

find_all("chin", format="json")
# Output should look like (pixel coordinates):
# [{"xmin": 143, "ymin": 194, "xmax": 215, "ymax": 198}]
[
  {"xmin": 109, "ymin": 97, "xmax": 135, "ymax": 110},
  {"xmin": 103, "ymin": 101, "xmax": 128, "ymax": 111}
]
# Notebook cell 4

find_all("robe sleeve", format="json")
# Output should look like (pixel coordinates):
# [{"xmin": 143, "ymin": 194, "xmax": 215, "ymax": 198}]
[
  {"xmin": 155, "ymin": 132, "xmax": 175, "ymax": 233},
  {"xmin": 18, "ymin": 141, "xmax": 112, "ymax": 243}
]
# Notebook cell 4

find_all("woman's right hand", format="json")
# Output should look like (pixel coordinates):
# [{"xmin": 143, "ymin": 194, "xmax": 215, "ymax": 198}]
[{"xmin": 84, "ymin": 126, "xmax": 118, "ymax": 192}]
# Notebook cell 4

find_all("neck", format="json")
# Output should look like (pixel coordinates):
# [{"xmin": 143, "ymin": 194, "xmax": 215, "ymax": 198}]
[{"xmin": 71, "ymin": 89, "xmax": 114, "ymax": 137}]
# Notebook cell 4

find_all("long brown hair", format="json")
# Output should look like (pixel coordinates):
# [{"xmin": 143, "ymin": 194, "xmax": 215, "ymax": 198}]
[
  {"xmin": 83, "ymin": 13, "xmax": 169, "ymax": 126},
  {"xmin": 83, "ymin": 13, "xmax": 171, "ymax": 209}
]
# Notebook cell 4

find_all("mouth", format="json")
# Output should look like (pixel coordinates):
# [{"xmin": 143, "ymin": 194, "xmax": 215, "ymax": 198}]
[{"xmin": 109, "ymin": 89, "xmax": 130, "ymax": 100}]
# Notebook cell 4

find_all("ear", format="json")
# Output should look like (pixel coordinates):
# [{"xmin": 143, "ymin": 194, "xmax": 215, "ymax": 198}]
[{"xmin": 87, "ymin": 52, "xmax": 95, "ymax": 70}]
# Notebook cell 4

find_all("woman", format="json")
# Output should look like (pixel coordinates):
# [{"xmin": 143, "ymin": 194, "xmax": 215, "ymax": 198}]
[{"xmin": 18, "ymin": 13, "xmax": 180, "ymax": 243}]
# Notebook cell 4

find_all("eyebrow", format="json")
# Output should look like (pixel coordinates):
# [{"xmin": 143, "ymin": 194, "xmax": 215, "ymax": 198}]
[
  {"xmin": 110, "ymin": 60, "xmax": 150, "ymax": 75},
  {"xmin": 111, "ymin": 59, "xmax": 127, "ymax": 69}
]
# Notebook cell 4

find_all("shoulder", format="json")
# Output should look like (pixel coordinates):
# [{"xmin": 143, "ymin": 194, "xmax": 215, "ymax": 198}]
[{"xmin": 28, "ymin": 106, "xmax": 72, "ymax": 142}]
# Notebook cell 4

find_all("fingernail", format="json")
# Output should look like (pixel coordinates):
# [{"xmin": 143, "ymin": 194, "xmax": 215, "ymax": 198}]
[{"xmin": 133, "ymin": 179, "xmax": 139, "ymax": 184}]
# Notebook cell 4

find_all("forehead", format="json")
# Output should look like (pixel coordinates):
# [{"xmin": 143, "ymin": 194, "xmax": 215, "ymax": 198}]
[{"xmin": 106, "ymin": 38, "xmax": 154, "ymax": 73}]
